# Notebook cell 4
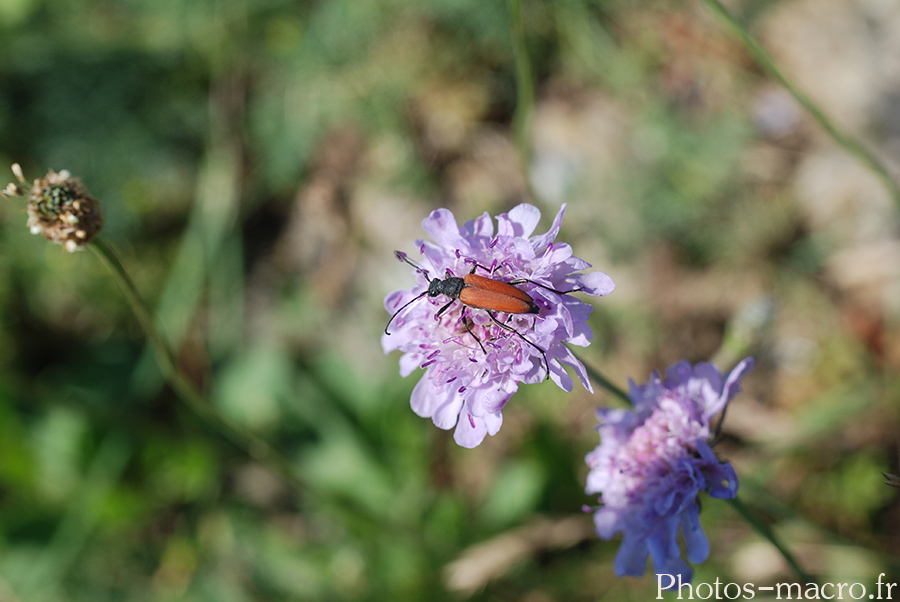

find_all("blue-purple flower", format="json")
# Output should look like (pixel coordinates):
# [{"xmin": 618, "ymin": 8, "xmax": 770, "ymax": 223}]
[
  {"xmin": 382, "ymin": 203, "xmax": 614, "ymax": 448},
  {"xmin": 584, "ymin": 358, "xmax": 755, "ymax": 584}
]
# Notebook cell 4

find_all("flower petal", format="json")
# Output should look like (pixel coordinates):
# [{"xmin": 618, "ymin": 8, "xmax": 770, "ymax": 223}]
[
  {"xmin": 528, "ymin": 203, "xmax": 567, "ymax": 252},
  {"xmin": 574, "ymin": 270, "xmax": 616, "ymax": 297},
  {"xmin": 422, "ymin": 208, "xmax": 464, "ymax": 248},
  {"xmin": 499, "ymin": 203, "xmax": 542, "ymax": 238},
  {"xmin": 614, "ymin": 533, "xmax": 649, "ymax": 577},
  {"xmin": 681, "ymin": 504, "xmax": 710, "ymax": 564},
  {"xmin": 453, "ymin": 410, "xmax": 489, "ymax": 448},
  {"xmin": 713, "ymin": 357, "xmax": 756, "ymax": 415}
]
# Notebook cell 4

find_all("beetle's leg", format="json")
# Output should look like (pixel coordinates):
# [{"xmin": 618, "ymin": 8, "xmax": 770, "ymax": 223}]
[
  {"xmin": 488, "ymin": 311, "xmax": 549, "ymax": 380},
  {"xmin": 461, "ymin": 308, "xmax": 486, "ymax": 355},
  {"xmin": 435, "ymin": 299, "xmax": 455, "ymax": 318},
  {"xmin": 468, "ymin": 262, "xmax": 489, "ymax": 275}
]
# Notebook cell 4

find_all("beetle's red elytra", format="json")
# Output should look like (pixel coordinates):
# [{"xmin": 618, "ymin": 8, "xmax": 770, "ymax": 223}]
[{"xmin": 457, "ymin": 273, "xmax": 539, "ymax": 315}]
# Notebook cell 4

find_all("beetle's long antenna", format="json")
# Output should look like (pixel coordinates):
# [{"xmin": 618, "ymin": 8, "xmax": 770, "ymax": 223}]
[
  {"xmin": 507, "ymin": 278, "xmax": 584, "ymax": 295},
  {"xmin": 384, "ymin": 291, "xmax": 429, "ymax": 335},
  {"xmin": 394, "ymin": 250, "xmax": 431, "ymax": 279},
  {"xmin": 386, "ymin": 251, "xmax": 436, "ymax": 335}
]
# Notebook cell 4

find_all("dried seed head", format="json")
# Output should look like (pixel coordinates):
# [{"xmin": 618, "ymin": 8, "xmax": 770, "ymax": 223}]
[{"xmin": 18, "ymin": 167, "xmax": 104, "ymax": 252}]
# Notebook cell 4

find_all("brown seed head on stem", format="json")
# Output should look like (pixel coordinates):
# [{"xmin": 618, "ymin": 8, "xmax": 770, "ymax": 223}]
[{"xmin": 3, "ymin": 164, "xmax": 104, "ymax": 252}]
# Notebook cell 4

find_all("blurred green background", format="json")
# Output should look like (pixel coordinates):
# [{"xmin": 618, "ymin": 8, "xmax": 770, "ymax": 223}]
[{"xmin": 1, "ymin": 0, "xmax": 899, "ymax": 600}]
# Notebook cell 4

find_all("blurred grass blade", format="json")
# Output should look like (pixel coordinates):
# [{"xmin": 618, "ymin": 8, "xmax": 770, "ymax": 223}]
[
  {"xmin": 700, "ymin": 0, "xmax": 900, "ymax": 209},
  {"xmin": 21, "ymin": 433, "xmax": 132, "ymax": 597},
  {"xmin": 509, "ymin": 0, "xmax": 535, "ymax": 172},
  {"xmin": 131, "ymin": 118, "xmax": 243, "ymax": 396}
]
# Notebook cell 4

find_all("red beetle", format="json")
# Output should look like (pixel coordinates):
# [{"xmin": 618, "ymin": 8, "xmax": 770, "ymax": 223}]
[{"xmin": 384, "ymin": 251, "xmax": 582, "ymax": 374}]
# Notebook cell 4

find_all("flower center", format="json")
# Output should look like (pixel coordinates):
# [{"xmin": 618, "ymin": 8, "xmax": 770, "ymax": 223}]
[{"xmin": 613, "ymin": 393, "xmax": 709, "ymax": 491}]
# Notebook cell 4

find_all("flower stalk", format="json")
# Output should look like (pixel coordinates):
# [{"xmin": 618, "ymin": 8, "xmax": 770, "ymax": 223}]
[
  {"xmin": 577, "ymin": 353, "xmax": 631, "ymax": 405},
  {"xmin": 90, "ymin": 238, "xmax": 296, "ymax": 471},
  {"xmin": 700, "ymin": 0, "xmax": 900, "ymax": 209},
  {"xmin": 726, "ymin": 496, "xmax": 816, "ymax": 586}
]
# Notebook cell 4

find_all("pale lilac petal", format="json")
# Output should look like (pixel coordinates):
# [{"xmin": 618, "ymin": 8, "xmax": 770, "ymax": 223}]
[
  {"xmin": 422, "ymin": 209, "xmax": 464, "ymax": 248},
  {"xmin": 548, "ymin": 358, "xmax": 574, "ymax": 392},
  {"xmin": 713, "ymin": 357, "xmax": 755, "ymax": 415},
  {"xmin": 562, "ymin": 254, "xmax": 591, "ymax": 272},
  {"xmin": 383, "ymin": 289, "xmax": 407, "ymax": 312},
  {"xmin": 690, "ymin": 365, "xmax": 723, "ymax": 414},
  {"xmin": 381, "ymin": 332, "xmax": 402, "ymax": 354},
  {"xmin": 410, "ymin": 377, "xmax": 442, "ymax": 419},
  {"xmin": 528, "ymin": 203, "xmax": 566, "ymax": 252},
  {"xmin": 398, "ymin": 352, "xmax": 422, "ymax": 377},
  {"xmin": 418, "ymin": 241, "xmax": 452, "ymax": 278},
  {"xmin": 567, "ymin": 320, "xmax": 593, "ymax": 348},
  {"xmin": 464, "ymin": 212, "xmax": 495, "ymax": 239},
  {"xmin": 593, "ymin": 509, "xmax": 619, "ymax": 538},
  {"xmin": 500, "ymin": 203, "xmax": 542, "ymax": 238},
  {"xmin": 692, "ymin": 363, "xmax": 722, "ymax": 394},
  {"xmin": 540, "ymin": 242, "xmax": 574, "ymax": 268},
  {"xmin": 574, "ymin": 271, "xmax": 616, "ymax": 296},
  {"xmin": 432, "ymin": 394, "xmax": 465, "ymax": 430},
  {"xmin": 483, "ymin": 410, "xmax": 503, "ymax": 436},
  {"xmin": 552, "ymin": 344, "xmax": 589, "ymax": 392},
  {"xmin": 453, "ymin": 411, "xmax": 488, "ymax": 448},
  {"xmin": 469, "ymin": 381, "xmax": 517, "ymax": 413},
  {"xmin": 509, "ymin": 237, "xmax": 537, "ymax": 263}
]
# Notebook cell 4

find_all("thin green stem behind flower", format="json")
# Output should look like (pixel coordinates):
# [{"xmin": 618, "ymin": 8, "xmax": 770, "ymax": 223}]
[
  {"xmin": 700, "ymin": 0, "xmax": 900, "ymax": 209},
  {"xmin": 573, "ymin": 351, "xmax": 632, "ymax": 405},
  {"xmin": 90, "ymin": 240, "xmax": 288, "ymax": 479},
  {"xmin": 726, "ymin": 496, "xmax": 816, "ymax": 586},
  {"xmin": 509, "ymin": 0, "xmax": 540, "ymax": 202}
]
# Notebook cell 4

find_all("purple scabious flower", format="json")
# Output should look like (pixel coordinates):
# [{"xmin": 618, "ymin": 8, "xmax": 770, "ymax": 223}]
[
  {"xmin": 584, "ymin": 358, "xmax": 755, "ymax": 584},
  {"xmin": 382, "ymin": 203, "xmax": 615, "ymax": 448}
]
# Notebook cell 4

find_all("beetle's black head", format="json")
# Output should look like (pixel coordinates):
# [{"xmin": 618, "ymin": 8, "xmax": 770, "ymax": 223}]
[
  {"xmin": 429, "ymin": 276, "xmax": 465, "ymax": 300},
  {"xmin": 427, "ymin": 278, "xmax": 444, "ymax": 297}
]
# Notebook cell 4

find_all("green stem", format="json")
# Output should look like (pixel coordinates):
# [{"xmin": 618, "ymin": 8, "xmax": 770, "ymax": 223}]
[
  {"xmin": 89, "ymin": 238, "xmax": 307, "ymax": 492},
  {"xmin": 91, "ymin": 238, "xmax": 421, "ymax": 538},
  {"xmin": 700, "ymin": 0, "xmax": 900, "ymax": 209},
  {"xmin": 574, "ymin": 352, "xmax": 631, "ymax": 405},
  {"xmin": 509, "ymin": 0, "xmax": 535, "ymax": 170},
  {"xmin": 726, "ymin": 496, "xmax": 815, "ymax": 585}
]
